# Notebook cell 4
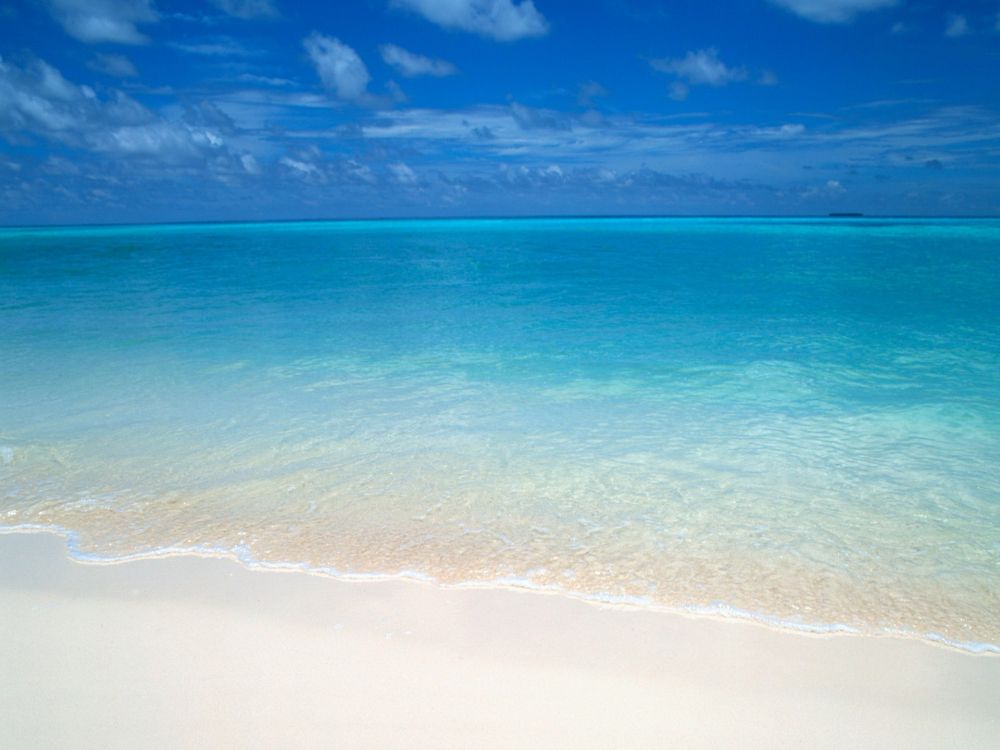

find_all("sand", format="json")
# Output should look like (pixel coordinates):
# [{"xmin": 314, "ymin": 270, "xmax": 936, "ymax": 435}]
[{"xmin": 0, "ymin": 531, "xmax": 997, "ymax": 749}]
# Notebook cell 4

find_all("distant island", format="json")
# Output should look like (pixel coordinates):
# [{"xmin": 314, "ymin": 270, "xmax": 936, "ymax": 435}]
[{"xmin": 829, "ymin": 212, "xmax": 864, "ymax": 217}]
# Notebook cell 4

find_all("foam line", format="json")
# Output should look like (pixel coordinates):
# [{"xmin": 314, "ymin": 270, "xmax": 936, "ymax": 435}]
[{"xmin": 2, "ymin": 523, "xmax": 996, "ymax": 655}]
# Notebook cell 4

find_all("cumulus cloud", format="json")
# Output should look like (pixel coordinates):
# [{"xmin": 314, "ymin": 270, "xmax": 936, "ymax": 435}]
[
  {"xmin": 240, "ymin": 153, "xmax": 261, "ymax": 174},
  {"xmin": 650, "ymin": 49, "xmax": 747, "ymax": 95},
  {"xmin": 88, "ymin": 53, "xmax": 138, "ymax": 78},
  {"xmin": 1, "ymin": 58, "xmax": 103, "ymax": 134},
  {"xmin": 380, "ymin": 44, "xmax": 457, "ymax": 77},
  {"xmin": 498, "ymin": 162, "xmax": 565, "ymax": 187},
  {"xmin": 43, "ymin": 0, "xmax": 158, "ymax": 44},
  {"xmin": 304, "ymin": 33, "xmax": 371, "ymax": 101},
  {"xmin": 826, "ymin": 179, "xmax": 845, "ymax": 193},
  {"xmin": 392, "ymin": 0, "xmax": 548, "ymax": 41},
  {"xmin": 280, "ymin": 155, "xmax": 320, "ymax": 176},
  {"xmin": 96, "ymin": 121, "xmax": 224, "ymax": 158},
  {"xmin": 0, "ymin": 56, "xmax": 243, "ymax": 166},
  {"xmin": 210, "ymin": 0, "xmax": 277, "ymax": 19},
  {"xmin": 776, "ymin": 123, "xmax": 805, "ymax": 136},
  {"xmin": 767, "ymin": 0, "xmax": 897, "ymax": 24},
  {"xmin": 389, "ymin": 161, "xmax": 419, "ymax": 184},
  {"xmin": 278, "ymin": 146, "xmax": 379, "ymax": 186},
  {"xmin": 651, "ymin": 49, "xmax": 747, "ymax": 86},
  {"xmin": 945, "ymin": 14, "xmax": 970, "ymax": 38}
]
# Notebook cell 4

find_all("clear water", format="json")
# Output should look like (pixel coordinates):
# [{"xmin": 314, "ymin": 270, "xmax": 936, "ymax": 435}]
[{"xmin": 2, "ymin": 218, "xmax": 999, "ymax": 648}]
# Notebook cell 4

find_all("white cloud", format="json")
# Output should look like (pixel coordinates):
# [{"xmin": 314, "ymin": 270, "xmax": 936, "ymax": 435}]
[
  {"xmin": 94, "ymin": 121, "xmax": 223, "ymax": 157},
  {"xmin": 1, "ymin": 58, "xmax": 94, "ymax": 132},
  {"xmin": 389, "ymin": 161, "xmax": 418, "ymax": 184},
  {"xmin": 210, "ymin": 0, "xmax": 277, "ymax": 19},
  {"xmin": 171, "ymin": 37, "xmax": 257, "ymax": 57},
  {"xmin": 768, "ymin": 0, "xmax": 897, "ymax": 24},
  {"xmin": 342, "ymin": 102, "xmax": 1000, "ymax": 195},
  {"xmin": 392, "ymin": 0, "xmax": 548, "ymax": 41},
  {"xmin": 0, "ymin": 56, "xmax": 235, "ymax": 165},
  {"xmin": 88, "ymin": 53, "xmax": 138, "ymax": 78},
  {"xmin": 44, "ymin": 0, "xmax": 157, "ymax": 44},
  {"xmin": 651, "ymin": 49, "xmax": 748, "ymax": 88},
  {"xmin": 945, "ymin": 14, "xmax": 970, "ymax": 38},
  {"xmin": 276, "ymin": 147, "xmax": 381, "ymax": 186},
  {"xmin": 240, "ymin": 153, "xmax": 261, "ymax": 174},
  {"xmin": 498, "ymin": 162, "xmax": 565, "ymax": 187},
  {"xmin": 235, "ymin": 73, "xmax": 297, "ymax": 88},
  {"xmin": 380, "ymin": 44, "xmax": 457, "ymax": 77},
  {"xmin": 280, "ymin": 156, "xmax": 320, "ymax": 176},
  {"xmin": 303, "ymin": 33, "xmax": 370, "ymax": 101}
]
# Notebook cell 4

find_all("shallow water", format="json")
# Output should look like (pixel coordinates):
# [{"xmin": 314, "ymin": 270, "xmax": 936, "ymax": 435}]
[{"xmin": 2, "ymin": 217, "xmax": 998, "ymax": 647}]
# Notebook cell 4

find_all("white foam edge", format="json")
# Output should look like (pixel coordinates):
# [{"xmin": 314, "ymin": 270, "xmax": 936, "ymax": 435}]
[{"xmin": 1, "ymin": 523, "xmax": 996, "ymax": 655}]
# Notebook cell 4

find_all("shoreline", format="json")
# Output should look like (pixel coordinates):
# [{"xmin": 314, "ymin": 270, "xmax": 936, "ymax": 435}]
[
  {"xmin": 3, "ymin": 524, "xmax": 997, "ymax": 655},
  {"xmin": 2, "ymin": 531, "xmax": 998, "ymax": 749}
]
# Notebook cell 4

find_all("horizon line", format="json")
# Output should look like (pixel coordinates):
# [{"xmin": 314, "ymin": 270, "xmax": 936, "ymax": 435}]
[{"xmin": 3, "ymin": 213, "xmax": 1000, "ymax": 231}]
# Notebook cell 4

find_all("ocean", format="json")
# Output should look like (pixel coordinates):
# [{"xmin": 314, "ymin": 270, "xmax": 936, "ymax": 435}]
[{"xmin": 1, "ymin": 217, "xmax": 998, "ymax": 649}]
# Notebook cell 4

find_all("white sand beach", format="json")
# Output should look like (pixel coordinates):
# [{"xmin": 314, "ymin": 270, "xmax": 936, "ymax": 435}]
[{"xmin": 0, "ymin": 531, "xmax": 997, "ymax": 749}]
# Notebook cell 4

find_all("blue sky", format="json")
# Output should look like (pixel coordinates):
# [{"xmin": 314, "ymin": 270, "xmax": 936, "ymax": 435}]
[{"xmin": 1, "ymin": 0, "xmax": 999, "ymax": 223}]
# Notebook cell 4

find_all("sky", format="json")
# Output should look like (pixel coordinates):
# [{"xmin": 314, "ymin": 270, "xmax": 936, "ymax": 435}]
[{"xmin": 1, "ymin": 0, "xmax": 999, "ymax": 224}]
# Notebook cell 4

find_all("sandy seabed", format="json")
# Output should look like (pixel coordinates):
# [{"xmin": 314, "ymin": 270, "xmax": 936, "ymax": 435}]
[{"xmin": 0, "ymin": 532, "xmax": 997, "ymax": 749}]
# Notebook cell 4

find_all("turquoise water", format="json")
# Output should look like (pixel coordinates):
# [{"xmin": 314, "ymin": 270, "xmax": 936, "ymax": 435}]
[{"xmin": 2, "ymin": 217, "xmax": 999, "ymax": 648}]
